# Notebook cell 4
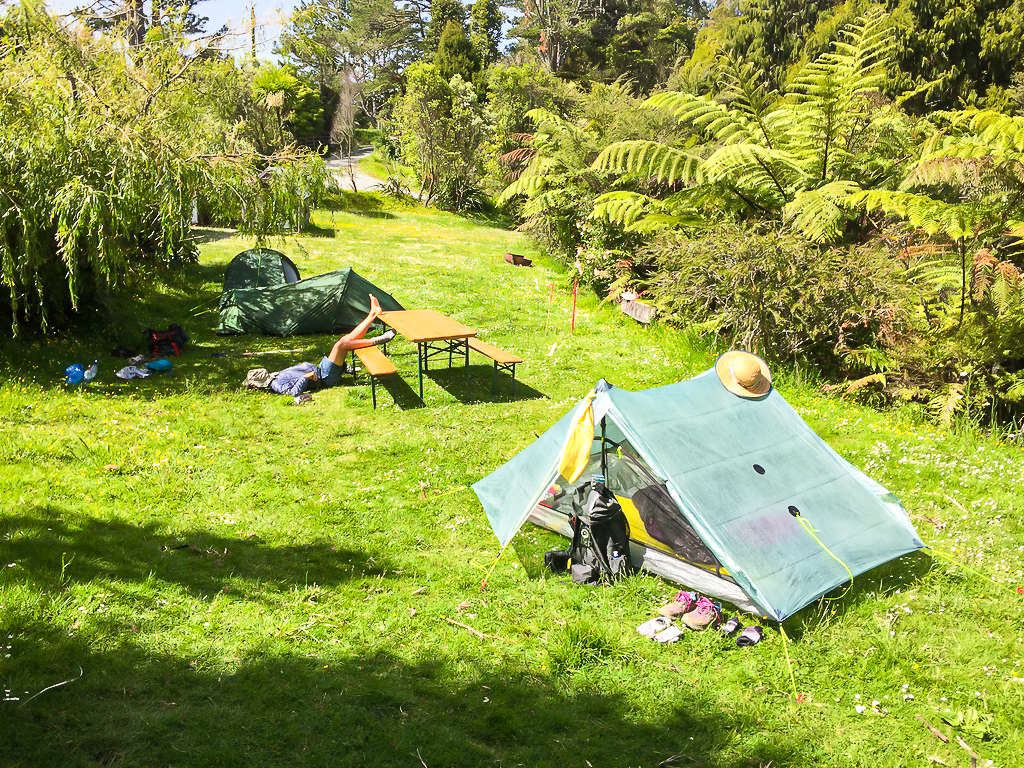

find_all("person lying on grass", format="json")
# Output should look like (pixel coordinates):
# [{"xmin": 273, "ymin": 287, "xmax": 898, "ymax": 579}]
[{"xmin": 270, "ymin": 295, "xmax": 395, "ymax": 397}]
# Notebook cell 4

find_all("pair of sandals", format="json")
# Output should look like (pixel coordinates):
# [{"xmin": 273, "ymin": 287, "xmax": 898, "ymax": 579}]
[{"xmin": 719, "ymin": 617, "xmax": 764, "ymax": 647}]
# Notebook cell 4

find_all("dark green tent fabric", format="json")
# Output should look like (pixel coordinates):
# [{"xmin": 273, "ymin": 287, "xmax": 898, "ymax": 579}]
[
  {"xmin": 217, "ymin": 267, "xmax": 403, "ymax": 336},
  {"xmin": 223, "ymin": 248, "xmax": 300, "ymax": 292},
  {"xmin": 473, "ymin": 370, "xmax": 924, "ymax": 621}
]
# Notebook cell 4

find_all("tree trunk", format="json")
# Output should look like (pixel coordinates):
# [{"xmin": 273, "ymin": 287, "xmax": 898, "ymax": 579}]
[{"xmin": 126, "ymin": 0, "xmax": 146, "ymax": 48}]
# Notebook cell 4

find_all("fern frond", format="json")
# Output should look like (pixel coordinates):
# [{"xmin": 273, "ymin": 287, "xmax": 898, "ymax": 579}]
[
  {"xmin": 909, "ymin": 259, "xmax": 962, "ymax": 289},
  {"xmin": 644, "ymin": 92, "xmax": 757, "ymax": 145},
  {"xmin": 592, "ymin": 141, "xmax": 702, "ymax": 186},
  {"xmin": 783, "ymin": 181, "xmax": 861, "ymax": 242},
  {"xmin": 854, "ymin": 189, "xmax": 976, "ymax": 238},
  {"xmin": 701, "ymin": 143, "xmax": 805, "ymax": 197},
  {"xmin": 1002, "ymin": 373, "xmax": 1024, "ymax": 402},
  {"xmin": 929, "ymin": 382, "xmax": 965, "ymax": 428},
  {"xmin": 496, "ymin": 155, "xmax": 559, "ymax": 204},
  {"xmin": 842, "ymin": 346, "xmax": 894, "ymax": 372},
  {"xmin": 590, "ymin": 191, "xmax": 657, "ymax": 229},
  {"xmin": 525, "ymin": 107, "xmax": 578, "ymax": 137}
]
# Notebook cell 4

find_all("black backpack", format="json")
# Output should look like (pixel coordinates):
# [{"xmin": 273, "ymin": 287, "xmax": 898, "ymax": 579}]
[
  {"xmin": 568, "ymin": 481, "xmax": 632, "ymax": 585},
  {"xmin": 144, "ymin": 324, "xmax": 188, "ymax": 357}
]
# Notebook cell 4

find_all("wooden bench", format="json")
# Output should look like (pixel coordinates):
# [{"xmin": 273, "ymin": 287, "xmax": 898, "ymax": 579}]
[
  {"xmin": 467, "ymin": 337, "xmax": 523, "ymax": 396},
  {"xmin": 353, "ymin": 346, "xmax": 397, "ymax": 409}
]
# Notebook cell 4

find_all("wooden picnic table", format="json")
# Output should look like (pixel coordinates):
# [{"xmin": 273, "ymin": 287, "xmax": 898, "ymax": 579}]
[{"xmin": 378, "ymin": 309, "xmax": 477, "ymax": 402}]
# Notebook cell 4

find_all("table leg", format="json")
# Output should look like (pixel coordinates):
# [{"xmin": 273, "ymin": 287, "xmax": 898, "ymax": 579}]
[{"xmin": 417, "ymin": 342, "xmax": 425, "ymax": 402}]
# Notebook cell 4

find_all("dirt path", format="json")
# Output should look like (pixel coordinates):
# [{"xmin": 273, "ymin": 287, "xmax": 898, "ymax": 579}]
[{"xmin": 325, "ymin": 147, "xmax": 382, "ymax": 192}]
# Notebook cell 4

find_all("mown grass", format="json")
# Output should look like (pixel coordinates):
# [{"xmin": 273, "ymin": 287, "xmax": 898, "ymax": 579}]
[{"xmin": 1, "ymin": 201, "xmax": 1022, "ymax": 767}]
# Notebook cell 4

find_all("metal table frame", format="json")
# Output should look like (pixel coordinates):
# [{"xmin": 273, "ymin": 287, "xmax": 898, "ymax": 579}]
[{"xmin": 378, "ymin": 310, "xmax": 477, "ymax": 403}]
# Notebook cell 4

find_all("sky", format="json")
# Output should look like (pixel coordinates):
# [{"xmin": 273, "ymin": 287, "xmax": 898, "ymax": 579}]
[{"xmin": 42, "ymin": 1, "xmax": 301, "ymax": 57}]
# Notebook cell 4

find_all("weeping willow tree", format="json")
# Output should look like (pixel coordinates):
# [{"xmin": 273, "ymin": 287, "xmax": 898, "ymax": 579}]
[{"xmin": 0, "ymin": 5, "xmax": 328, "ymax": 334}]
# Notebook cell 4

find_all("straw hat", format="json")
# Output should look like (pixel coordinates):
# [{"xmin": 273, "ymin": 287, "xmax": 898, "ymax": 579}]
[{"xmin": 715, "ymin": 350, "xmax": 772, "ymax": 398}]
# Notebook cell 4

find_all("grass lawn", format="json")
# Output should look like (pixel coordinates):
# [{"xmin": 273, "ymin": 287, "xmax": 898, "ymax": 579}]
[{"xmin": 1, "ymin": 202, "xmax": 1022, "ymax": 767}]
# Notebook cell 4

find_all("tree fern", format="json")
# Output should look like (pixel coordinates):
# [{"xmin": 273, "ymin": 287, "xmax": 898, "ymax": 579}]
[
  {"xmin": 783, "ymin": 181, "xmax": 862, "ymax": 243},
  {"xmin": 588, "ymin": 9, "xmax": 909, "ymax": 242},
  {"xmin": 590, "ymin": 191, "xmax": 656, "ymax": 229},
  {"xmin": 591, "ymin": 141, "xmax": 702, "ymax": 186}
]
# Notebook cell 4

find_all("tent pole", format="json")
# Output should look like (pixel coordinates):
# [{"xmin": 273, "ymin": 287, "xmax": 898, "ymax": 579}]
[{"xmin": 600, "ymin": 417, "xmax": 607, "ymax": 479}]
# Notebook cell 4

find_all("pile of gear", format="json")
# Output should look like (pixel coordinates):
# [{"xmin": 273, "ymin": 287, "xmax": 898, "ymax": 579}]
[{"xmin": 636, "ymin": 591, "xmax": 764, "ymax": 647}]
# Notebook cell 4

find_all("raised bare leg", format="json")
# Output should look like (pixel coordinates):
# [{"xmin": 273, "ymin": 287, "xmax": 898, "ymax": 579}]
[{"xmin": 326, "ymin": 295, "xmax": 393, "ymax": 367}]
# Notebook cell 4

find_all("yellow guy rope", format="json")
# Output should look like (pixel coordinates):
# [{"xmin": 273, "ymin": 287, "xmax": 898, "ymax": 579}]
[
  {"xmin": 926, "ymin": 546, "xmax": 1002, "ymax": 586},
  {"xmin": 779, "ymin": 625, "xmax": 799, "ymax": 702},
  {"xmin": 795, "ymin": 515, "xmax": 854, "ymax": 601}
]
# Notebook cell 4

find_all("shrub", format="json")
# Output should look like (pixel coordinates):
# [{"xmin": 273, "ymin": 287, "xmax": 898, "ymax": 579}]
[{"xmin": 642, "ymin": 226, "xmax": 909, "ymax": 374}]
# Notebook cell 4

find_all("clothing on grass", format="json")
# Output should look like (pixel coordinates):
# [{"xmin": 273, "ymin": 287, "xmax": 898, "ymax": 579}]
[
  {"xmin": 270, "ymin": 362, "xmax": 317, "ymax": 396},
  {"xmin": 317, "ymin": 356, "xmax": 345, "ymax": 387}
]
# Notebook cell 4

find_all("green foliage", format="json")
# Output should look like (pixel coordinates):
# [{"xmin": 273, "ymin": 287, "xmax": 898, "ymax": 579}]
[
  {"xmin": 642, "ymin": 226, "xmax": 909, "ymax": 372},
  {"xmin": 426, "ymin": 0, "xmax": 467, "ymax": 52},
  {"xmin": 469, "ymin": 0, "xmax": 503, "ymax": 67},
  {"xmin": 594, "ymin": 11, "xmax": 915, "ymax": 242},
  {"xmin": 277, "ymin": 0, "xmax": 421, "ymax": 131},
  {"xmin": 886, "ymin": 0, "xmax": 1024, "ymax": 111},
  {"xmin": 510, "ymin": 0, "xmax": 707, "ymax": 89},
  {"xmin": 0, "ymin": 7, "xmax": 325, "ymax": 335},
  {"xmin": 497, "ymin": 83, "xmax": 676, "ymax": 268},
  {"xmin": 435, "ymin": 19, "xmax": 480, "ymax": 84},
  {"xmin": 286, "ymin": 80, "xmax": 328, "ymax": 145},
  {"xmin": 394, "ymin": 62, "xmax": 491, "ymax": 209}
]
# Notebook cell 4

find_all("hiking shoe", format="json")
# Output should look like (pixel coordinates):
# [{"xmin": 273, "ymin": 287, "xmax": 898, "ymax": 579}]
[
  {"xmin": 681, "ymin": 597, "xmax": 720, "ymax": 630},
  {"xmin": 658, "ymin": 590, "xmax": 697, "ymax": 617}
]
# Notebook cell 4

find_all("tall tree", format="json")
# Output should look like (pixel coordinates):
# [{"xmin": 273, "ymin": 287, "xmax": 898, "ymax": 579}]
[
  {"xmin": 425, "ymin": 0, "xmax": 467, "ymax": 52},
  {"xmin": 435, "ymin": 19, "xmax": 480, "ymax": 82},
  {"xmin": 511, "ymin": 0, "xmax": 707, "ymax": 87},
  {"xmin": 277, "ymin": 0, "xmax": 419, "ymax": 127},
  {"xmin": 73, "ymin": 0, "xmax": 215, "ymax": 43},
  {"xmin": 469, "ymin": 0, "xmax": 503, "ymax": 67}
]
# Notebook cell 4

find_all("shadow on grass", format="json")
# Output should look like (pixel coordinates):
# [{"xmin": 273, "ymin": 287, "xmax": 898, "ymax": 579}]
[
  {"xmin": 376, "ymin": 374, "xmax": 426, "ymax": 410},
  {"xmin": 350, "ymin": 210, "xmax": 397, "ymax": 220},
  {"xmin": 1, "ymin": 620, "xmax": 806, "ymax": 768},
  {"xmin": 424, "ymin": 365, "xmax": 547, "ymax": 405},
  {"xmin": 300, "ymin": 222, "xmax": 339, "ymax": 238},
  {"xmin": 781, "ymin": 549, "xmax": 937, "ymax": 639},
  {"xmin": 192, "ymin": 227, "xmax": 239, "ymax": 243},
  {"xmin": 1, "ymin": 506, "xmax": 394, "ymax": 600}
]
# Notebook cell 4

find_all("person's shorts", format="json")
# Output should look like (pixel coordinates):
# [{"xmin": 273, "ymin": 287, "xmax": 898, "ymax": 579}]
[{"xmin": 317, "ymin": 356, "xmax": 344, "ymax": 387}]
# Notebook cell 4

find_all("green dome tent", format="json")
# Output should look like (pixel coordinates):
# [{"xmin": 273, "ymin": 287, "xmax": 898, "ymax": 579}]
[
  {"xmin": 223, "ymin": 248, "xmax": 301, "ymax": 292},
  {"xmin": 472, "ymin": 370, "xmax": 924, "ymax": 621},
  {"xmin": 217, "ymin": 261, "xmax": 404, "ymax": 336}
]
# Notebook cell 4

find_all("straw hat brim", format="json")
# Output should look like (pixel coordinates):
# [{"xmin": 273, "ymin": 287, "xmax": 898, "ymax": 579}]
[{"xmin": 715, "ymin": 351, "xmax": 772, "ymax": 399}]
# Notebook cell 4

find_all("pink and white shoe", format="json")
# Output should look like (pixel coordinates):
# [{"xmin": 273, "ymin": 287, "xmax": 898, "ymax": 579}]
[
  {"xmin": 681, "ymin": 597, "xmax": 721, "ymax": 630},
  {"xmin": 658, "ymin": 590, "xmax": 697, "ymax": 617}
]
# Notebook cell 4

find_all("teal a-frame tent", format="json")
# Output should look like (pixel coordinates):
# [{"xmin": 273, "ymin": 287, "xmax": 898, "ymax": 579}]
[
  {"xmin": 218, "ymin": 264, "xmax": 403, "ymax": 337},
  {"xmin": 472, "ymin": 370, "xmax": 924, "ymax": 621}
]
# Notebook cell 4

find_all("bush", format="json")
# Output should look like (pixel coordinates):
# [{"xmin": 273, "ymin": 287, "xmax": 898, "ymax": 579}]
[{"xmin": 643, "ymin": 226, "xmax": 909, "ymax": 374}]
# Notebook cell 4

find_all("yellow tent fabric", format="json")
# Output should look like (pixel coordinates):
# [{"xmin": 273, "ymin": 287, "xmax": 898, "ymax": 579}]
[{"xmin": 557, "ymin": 391, "xmax": 595, "ymax": 483}]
